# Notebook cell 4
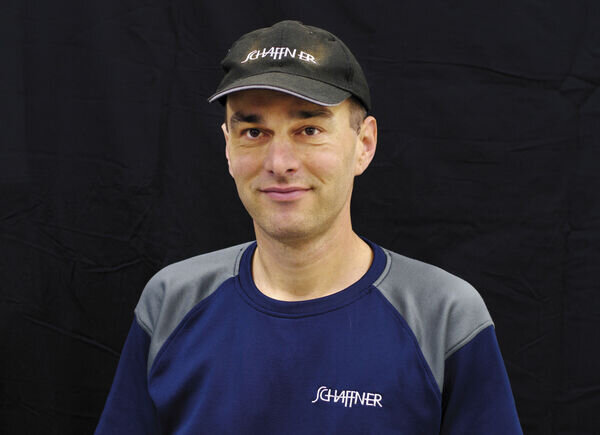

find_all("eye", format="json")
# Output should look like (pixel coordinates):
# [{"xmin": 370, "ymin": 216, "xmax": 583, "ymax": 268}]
[
  {"xmin": 303, "ymin": 126, "xmax": 320, "ymax": 136},
  {"xmin": 244, "ymin": 128, "xmax": 262, "ymax": 139}
]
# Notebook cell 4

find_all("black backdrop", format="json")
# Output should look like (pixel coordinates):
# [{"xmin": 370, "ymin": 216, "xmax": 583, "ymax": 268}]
[{"xmin": 2, "ymin": 1, "xmax": 599, "ymax": 434}]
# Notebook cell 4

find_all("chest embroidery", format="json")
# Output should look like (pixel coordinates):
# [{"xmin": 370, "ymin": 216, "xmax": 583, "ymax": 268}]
[{"xmin": 311, "ymin": 386, "xmax": 383, "ymax": 408}]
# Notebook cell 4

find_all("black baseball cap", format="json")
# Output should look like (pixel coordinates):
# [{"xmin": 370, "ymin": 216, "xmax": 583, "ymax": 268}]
[{"xmin": 208, "ymin": 20, "xmax": 371, "ymax": 111}]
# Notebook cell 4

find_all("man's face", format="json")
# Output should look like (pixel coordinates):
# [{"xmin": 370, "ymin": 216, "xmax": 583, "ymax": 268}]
[{"xmin": 222, "ymin": 89, "xmax": 376, "ymax": 243}]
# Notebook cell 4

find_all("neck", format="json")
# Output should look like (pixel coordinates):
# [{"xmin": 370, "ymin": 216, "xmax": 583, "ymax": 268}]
[{"xmin": 252, "ymin": 224, "xmax": 373, "ymax": 302}]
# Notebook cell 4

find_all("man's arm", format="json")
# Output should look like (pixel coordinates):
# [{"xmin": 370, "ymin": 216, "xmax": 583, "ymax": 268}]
[
  {"xmin": 95, "ymin": 319, "xmax": 159, "ymax": 434},
  {"xmin": 440, "ymin": 325, "xmax": 522, "ymax": 434}
]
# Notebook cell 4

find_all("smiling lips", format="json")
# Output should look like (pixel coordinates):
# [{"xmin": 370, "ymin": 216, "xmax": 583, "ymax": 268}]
[{"xmin": 260, "ymin": 186, "xmax": 311, "ymax": 201}]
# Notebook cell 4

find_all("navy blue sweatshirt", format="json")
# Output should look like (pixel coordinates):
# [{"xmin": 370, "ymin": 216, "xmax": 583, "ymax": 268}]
[{"xmin": 96, "ymin": 240, "xmax": 522, "ymax": 434}]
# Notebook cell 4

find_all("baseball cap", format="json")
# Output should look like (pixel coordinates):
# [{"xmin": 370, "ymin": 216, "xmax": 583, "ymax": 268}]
[{"xmin": 208, "ymin": 20, "xmax": 371, "ymax": 111}]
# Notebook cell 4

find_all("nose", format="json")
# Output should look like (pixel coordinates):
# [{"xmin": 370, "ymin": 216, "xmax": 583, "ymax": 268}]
[{"xmin": 263, "ymin": 137, "xmax": 300, "ymax": 176}]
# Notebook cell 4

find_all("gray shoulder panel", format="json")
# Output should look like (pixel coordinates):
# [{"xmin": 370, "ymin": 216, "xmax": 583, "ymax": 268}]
[
  {"xmin": 374, "ymin": 248, "xmax": 493, "ymax": 393},
  {"xmin": 134, "ymin": 242, "xmax": 252, "ymax": 373}
]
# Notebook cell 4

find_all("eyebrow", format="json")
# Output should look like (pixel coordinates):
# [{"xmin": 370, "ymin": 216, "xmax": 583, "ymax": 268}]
[
  {"xmin": 230, "ymin": 111, "xmax": 262, "ymax": 127},
  {"xmin": 229, "ymin": 107, "xmax": 334, "ymax": 128}
]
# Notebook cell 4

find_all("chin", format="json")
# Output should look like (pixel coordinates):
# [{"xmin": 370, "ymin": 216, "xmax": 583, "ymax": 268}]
[
  {"xmin": 263, "ymin": 226, "xmax": 311, "ymax": 241},
  {"xmin": 256, "ymin": 218, "xmax": 318, "ymax": 242}
]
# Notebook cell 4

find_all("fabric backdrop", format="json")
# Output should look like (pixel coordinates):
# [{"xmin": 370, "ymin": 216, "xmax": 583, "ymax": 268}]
[{"xmin": 1, "ymin": 1, "xmax": 599, "ymax": 433}]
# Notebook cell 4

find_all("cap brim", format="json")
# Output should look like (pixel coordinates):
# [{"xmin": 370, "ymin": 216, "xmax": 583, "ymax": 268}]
[{"xmin": 208, "ymin": 72, "xmax": 352, "ymax": 106}]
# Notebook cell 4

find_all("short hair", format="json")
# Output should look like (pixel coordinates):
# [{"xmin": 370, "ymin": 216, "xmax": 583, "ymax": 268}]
[
  {"xmin": 348, "ymin": 96, "xmax": 367, "ymax": 133},
  {"xmin": 223, "ymin": 95, "xmax": 368, "ymax": 132}
]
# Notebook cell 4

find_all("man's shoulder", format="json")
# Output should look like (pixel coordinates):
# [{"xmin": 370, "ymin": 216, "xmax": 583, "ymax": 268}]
[
  {"xmin": 375, "ymin": 247, "xmax": 487, "ymax": 318},
  {"xmin": 133, "ymin": 242, "xmax": 253, "ymax": 371},
  {"xmin": 136, "ymin": 241, "xmax": 253, "ymax": 319},
  {"xmin": 144, "ymin": 242, "xmax": 252, "ymax": 292},
  {"xmin": 373, "ymin": 246, "xmax": 493, "ymax": 393}
]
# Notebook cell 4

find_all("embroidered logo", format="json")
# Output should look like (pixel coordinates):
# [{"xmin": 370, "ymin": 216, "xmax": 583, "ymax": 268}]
[
  {"xmin": 311, "ymin": 385, "xmax": 383, "ymax": 408},
  {"xmin": 241, "ymin": 47, "xmax": 318, "ymax": 64}
]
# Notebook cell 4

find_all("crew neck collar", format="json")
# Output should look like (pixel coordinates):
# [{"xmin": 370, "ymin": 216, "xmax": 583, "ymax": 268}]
[{"xmin": 236, "ymin": 238, "xmax": 387, "ymax": 317}]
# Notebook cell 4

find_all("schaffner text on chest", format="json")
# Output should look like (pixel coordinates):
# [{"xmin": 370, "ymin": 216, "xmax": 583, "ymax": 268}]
[
  {"xmin": 241, "ymin": 47, "xmax": 318, "ymax": 64},
  {"xmin": 311, "ymin": 386, "xmax": 383, "ymax": 408}
]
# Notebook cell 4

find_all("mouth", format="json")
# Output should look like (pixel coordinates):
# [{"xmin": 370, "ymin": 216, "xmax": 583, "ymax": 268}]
[{"xmin": 259, "ymin": 186, "xmax": 311, "ymax": 201}]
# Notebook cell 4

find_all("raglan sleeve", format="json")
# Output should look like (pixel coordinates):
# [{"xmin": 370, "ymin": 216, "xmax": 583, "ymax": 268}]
[
  {"xmin": 95, "ymin": 270, "xmax": 166, "ymax": 434},
  {"xmin": 94, "ymin": 316, "xmax": 160, "ymax": 434},
  {"xmin": 440, "ymin": 324, "xmax": 522, "ymax": 434}
]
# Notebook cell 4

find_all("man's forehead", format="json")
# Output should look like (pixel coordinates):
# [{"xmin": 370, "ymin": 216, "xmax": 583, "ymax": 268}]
[{"xmin": 225, "ymin": 89, "xmax": 347, "ymax": 118}]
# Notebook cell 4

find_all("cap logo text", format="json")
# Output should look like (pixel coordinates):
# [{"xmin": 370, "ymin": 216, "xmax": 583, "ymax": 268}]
[{"xmin": 241, "ymin": 47, "xmax": 317, "ymax": 64}]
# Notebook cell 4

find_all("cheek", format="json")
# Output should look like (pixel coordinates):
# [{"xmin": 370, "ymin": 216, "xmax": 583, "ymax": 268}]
[
  {"xmin": 302, "ymin": 151, "xmax": 336, "ymax": 179},
  {"xmin": 306, "ymin": 141, "xmax": 356, "ymax": 173},
  {"xmin": 230, "ymin": 152, "xmax": 261, "ymax": 181}
]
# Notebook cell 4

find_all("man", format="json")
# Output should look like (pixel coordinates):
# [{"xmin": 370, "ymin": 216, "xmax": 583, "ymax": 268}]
[{"xmin": 96, "ymin": 20, "xmax": 522, "ymax": 434}]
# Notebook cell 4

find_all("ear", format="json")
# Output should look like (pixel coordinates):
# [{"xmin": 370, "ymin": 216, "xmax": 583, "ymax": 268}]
[
  {"xmin": 221, "ymin": 122, "xmax": 233, "ymax": 177},
  {"xmin": 354, "ymin": 115, "xmax": 377, "ymax": 176}
]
